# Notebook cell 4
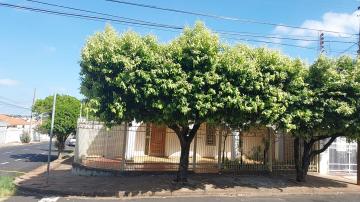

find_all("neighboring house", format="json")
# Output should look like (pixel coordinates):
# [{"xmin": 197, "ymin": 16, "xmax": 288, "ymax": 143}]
[
  {"xmin": 0, "ymin": 121, "xmax": 7, "ymax": 144},
  {"xmin": 0, "ymin": 114, "xmax": 29, "ymax": 129},
  {"xmin": 0, "ymin": 114, "xmax": 42, "ymax": 143},
  {"xmin": 320, "ymin": 137, "xmax": 358, "ymax": 175}
]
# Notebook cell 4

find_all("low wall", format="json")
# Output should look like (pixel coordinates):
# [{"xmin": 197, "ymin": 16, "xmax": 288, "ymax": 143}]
[{"xmin": 0, "ymin": 127, "xmax": 48, "ymax": 144}]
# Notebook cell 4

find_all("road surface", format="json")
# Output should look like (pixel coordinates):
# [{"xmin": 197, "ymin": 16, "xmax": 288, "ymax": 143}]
[{"xmin": 0, "ymin": 142, "xmax": 64, "ymax": 177}]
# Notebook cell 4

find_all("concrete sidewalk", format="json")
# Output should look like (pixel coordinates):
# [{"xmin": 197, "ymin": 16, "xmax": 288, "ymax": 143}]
[{"xmin": 14, "ymin": 158, "xmax": 360, "ymax": 198}]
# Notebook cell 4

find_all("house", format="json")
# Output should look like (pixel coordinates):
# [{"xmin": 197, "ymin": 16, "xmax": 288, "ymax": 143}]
[
  {"xmin": 0, "ymin": 114, "xmax": 29, "ymax": 129},
  {"xmin": 0, "ymin": 114, "xmax": 41, "ymax": 143},
  {"xmin": 75, "ymin": 119, "xmax": 303, "ymax": 173}
]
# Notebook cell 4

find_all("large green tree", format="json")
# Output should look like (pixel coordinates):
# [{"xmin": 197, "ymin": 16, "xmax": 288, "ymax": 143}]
[
  {"xmin": 81, "ymin": 23, "xmax": 227, "ymax": 182},
  {"xmin": 283, "ymin": 56, "xmax": 360, "ymax": 182},
  {"xmin": 80, "ymin": 22, "xmax": 311, "ymax": 182},
  {"xmin": 219, "ymin": 44, "xmax": 308, "ymax": 167},
  {"xmin": 33, "ymin": 95, "xmax": 80, "ymax": 157}
]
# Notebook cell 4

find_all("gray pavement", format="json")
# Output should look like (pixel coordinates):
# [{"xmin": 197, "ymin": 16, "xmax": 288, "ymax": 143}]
[
  {"xmin": 3, "ymin": 193, "xmax": 360, "ymax": 202},
  {"xmin": 0, "ymin": 142, "xmax": 71, "ymax": 177}
]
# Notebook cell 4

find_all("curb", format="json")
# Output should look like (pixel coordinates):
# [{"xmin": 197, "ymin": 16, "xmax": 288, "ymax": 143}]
[{"xmin": 15, "ymin": 184, "xmax": 360, "ymax": 199}]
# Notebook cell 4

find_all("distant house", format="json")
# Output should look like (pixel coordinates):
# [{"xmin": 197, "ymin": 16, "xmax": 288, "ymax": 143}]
[{"xmin": 0, "ymin": 114, "xmax": 29, "ymax": 129}]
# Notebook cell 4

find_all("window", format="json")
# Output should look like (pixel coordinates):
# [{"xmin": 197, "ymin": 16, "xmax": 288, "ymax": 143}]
[{"xmin": 206, "ymin": 124, "xmax": 216, "ymax": 146}]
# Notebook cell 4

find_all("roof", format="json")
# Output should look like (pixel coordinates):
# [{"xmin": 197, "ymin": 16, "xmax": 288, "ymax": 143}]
[{"xmin": 0, "ymin": 114, "xmax": 29, "ymax": 126}]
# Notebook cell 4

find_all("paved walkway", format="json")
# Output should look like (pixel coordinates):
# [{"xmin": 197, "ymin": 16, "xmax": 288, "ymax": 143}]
[{"xmin": 14, "ymin": 157, "xmax": 360, "ymax": 198}]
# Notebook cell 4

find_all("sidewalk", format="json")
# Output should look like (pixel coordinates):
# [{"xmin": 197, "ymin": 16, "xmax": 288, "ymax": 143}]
[{"xmin": 14, "ymin": 157, "xmax": 360, "ymax": 198}]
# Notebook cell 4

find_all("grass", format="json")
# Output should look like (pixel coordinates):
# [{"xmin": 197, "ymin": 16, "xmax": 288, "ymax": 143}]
[{"xmin": 0, "ymin": 176, "xmax": 16, "ymax": 197}]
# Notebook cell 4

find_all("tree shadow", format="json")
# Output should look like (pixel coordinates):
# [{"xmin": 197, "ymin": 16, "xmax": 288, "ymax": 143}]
[
  {"xmin": 14, "ymin": 165, "xmax": 359, "ymax": 198},
  {"xmin": 9, "ymin": 154, "xmax": 57, "ymax": 163}
]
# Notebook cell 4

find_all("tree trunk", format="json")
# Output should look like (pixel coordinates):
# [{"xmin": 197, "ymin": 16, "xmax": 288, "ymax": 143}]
[
  {"xmin": 294, "ymin": 135, "xmax": 338, "ymax": 182},
  {"xmin": 297, "ymin": 141, "xmax": 312, "ymax": 182},
  {"xmin": 169, "ymin": 123, "xmax": 201, "ymax": 183},
  {"xmin": 294, "ymin": 137, "xmax": 302, "ymax": 181},
  {"xmin": 57, "ymin": 141, "xmax": 65, "ymax": 158},
  {"xmin": 177, "ymin": 142, "xmax": 191, "ymax": 182}
]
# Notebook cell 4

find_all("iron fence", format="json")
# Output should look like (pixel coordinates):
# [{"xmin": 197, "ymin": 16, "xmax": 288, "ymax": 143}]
[{"xmin": 74, "ymin": 120, "xmax": 318, "ymax": 173}]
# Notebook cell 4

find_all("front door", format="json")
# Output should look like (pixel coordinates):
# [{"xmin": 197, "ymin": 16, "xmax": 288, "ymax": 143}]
[{"xmin": 149, "ymin": 124, "xmax": 166, "ymax": 157}]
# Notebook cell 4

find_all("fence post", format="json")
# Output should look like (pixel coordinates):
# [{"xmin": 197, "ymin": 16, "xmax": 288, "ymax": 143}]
[
  {"xmin": 217, "ymin": 129, "xmax": 223, "ymax": 171},
  {"xmin": 357, "ymin": 140, "xmax": 359, "ymax": 185},
  {"xmin": 120, "ymin": 123, "xmax": 128, "ymax": 171},
  {"xmin": 74, "ymin": 121, "xmax": 80, "ymax": 163},
  {"xmin": 192, "ymin": 133, "xmax": 197, "ymax": 171}
]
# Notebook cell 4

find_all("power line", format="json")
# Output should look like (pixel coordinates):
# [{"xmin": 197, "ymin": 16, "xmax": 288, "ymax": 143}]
[
  {"xmin": 23, "ymin": 1, "xmax": 357, "ymax": 45},
  {"xmin": 0, "ymin": 96, "xmax": 25, "ymax": 105},
  {"xmin": 0, "ymin": 2, "xmax": 337, "ymax": 51},
  {"xmin": 0, "ymin": 100, "xmax": 31, "ymax": 110},
  {"xmin": 104, "ymin": 0, "xmax": 358, "ymax": 36},
  {"xmin": 218, "ymin": 31, "xmax": 355, "ymax": 44},
  {"xmin": 25, "ymin": 0, "xmax": 181, "ymax": 30},
  {"xmin": 25, "ymin": 0, "xmax": 317, "ymax": 41},
  {"xmin": 222, "ymin": 36, "xmax": 317, "ymax": 50},
  {"xmin": 337, "ymin": 43, "xmax": 357, "ymax": 56},
  {"xmin": 0, "ymin": 3, "xmax": 183, "ymax": 30}
]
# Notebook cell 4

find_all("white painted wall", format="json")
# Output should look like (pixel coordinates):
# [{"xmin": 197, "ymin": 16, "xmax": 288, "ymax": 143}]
[
  {"xmin": 0, "ymin": 128, "xmax": 46, "ymax": 144},
  {"xmin": 76, "ymin": 121, "xmax": 126, "ymax": 161}
]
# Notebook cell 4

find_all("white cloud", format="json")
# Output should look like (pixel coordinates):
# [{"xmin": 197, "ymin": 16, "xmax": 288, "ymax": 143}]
[
  {"xmin": 273, "ymin": 11, "xmax": 358, "ymax": 46},
  {"xmin": 0, "ymin": 78, "xmax": 19, "ymax": 86}
]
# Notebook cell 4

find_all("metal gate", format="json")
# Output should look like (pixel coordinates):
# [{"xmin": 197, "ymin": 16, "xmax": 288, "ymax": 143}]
[{"xmin": 328, "ymin": 138, "xmax": 357, "ymax": 174}]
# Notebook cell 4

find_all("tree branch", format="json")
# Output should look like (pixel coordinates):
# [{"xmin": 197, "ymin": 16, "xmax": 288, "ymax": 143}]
[
  {"xmin": 310, "ymin": 135, "xmax": 338, "ymax": 157},
  {"xmin": 188, "ymin": 122, "xmax": 201, "ymax": 141},
  {"xmin": 168, "ymin": 123, "xmax": 181, "ymax": 135}
]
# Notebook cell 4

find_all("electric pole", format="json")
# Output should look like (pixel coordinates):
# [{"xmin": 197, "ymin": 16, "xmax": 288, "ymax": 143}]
[
  {"xmin": 358, "ymin": 6, "xmax": 360, "ymax": 57},
  {"xmin": 357, "ymin": 6, "xmax": 360, "ymax": 186},
  {"xmin": 29, "ymin": 88, "xmax": 36, "ymax": 141},
  {"xmin": 319, "ymin": 32, "xmax": 325, "ymax": 54},
  {"xmin": 47, "ymin": 93, "xmax": 57, "ymax": 184}
]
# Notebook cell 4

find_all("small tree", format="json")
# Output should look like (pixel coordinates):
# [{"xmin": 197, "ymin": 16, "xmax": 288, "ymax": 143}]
[
  {"xmin": 33, "ymin": 95, "xmax": 80, "ymax": 157},
  {"xmin": 283, "ymin": 56, "xmax": 360, "ymax": 182}
]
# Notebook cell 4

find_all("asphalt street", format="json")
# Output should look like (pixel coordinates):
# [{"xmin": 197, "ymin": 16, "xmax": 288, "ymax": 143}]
[
  {"xmin": 0, "ymin": 142, "xmax": 64, "ymax": 177},
  {"xmin": 4, "ymin": 193, "xmax": 360, "ymax": 202}
]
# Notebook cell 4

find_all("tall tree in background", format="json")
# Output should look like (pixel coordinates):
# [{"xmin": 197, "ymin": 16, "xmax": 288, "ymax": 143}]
[{"xmin": 33, "ymin": 95, "xmax": 80, "ymax": 157}]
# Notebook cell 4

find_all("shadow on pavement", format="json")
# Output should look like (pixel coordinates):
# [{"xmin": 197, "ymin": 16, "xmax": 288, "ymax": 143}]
[
  {"xmin": 13, "ymin": 156, "xmax": 360, "ymax": 198},
  {"xmin": 9, "ymin": 154, "xmax": 57, "ymax": 163}
]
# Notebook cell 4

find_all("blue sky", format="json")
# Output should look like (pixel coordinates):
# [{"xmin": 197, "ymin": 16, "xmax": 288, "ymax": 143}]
[{"xmin": 0, "ymin": 0, "xmax": 359, "ymax": 115}]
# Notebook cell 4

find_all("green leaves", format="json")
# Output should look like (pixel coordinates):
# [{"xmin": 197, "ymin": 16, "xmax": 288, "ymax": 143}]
[
  {"xmin": 79, "ymin": 23, "xmax": 360, "ymax": 141},
  {"xmin": 33, "ymin": 95, "xmax": 80, "ymax": 139},
  {"xmin": 287, "ymin": 55, "xmax": 360, "ymax": 140}
]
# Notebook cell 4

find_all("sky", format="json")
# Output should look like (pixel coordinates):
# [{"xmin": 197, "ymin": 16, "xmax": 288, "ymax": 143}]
[{"xmin": 0, "ymin": 0, "xmax": 359, "ymax": 115}]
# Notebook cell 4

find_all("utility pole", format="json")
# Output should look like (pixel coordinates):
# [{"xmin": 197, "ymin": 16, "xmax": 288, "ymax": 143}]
[
  {"xmin": 28, "ymin": 88, "xmax": 36, "ymax": 141},
  {"xmin": 357, "ymin": 6, "xmax": 360, "ymax": 186},
  {"xmin": 46, "ymin": 93, "xmax": 57, "ymax": 184},
  {"xmin": 358, "ymin": 7, "xmax": 360, "ymax": 57},
  {"xmin": 319, "ymin": 32, "xmax": 325, "ymax": 54}
]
